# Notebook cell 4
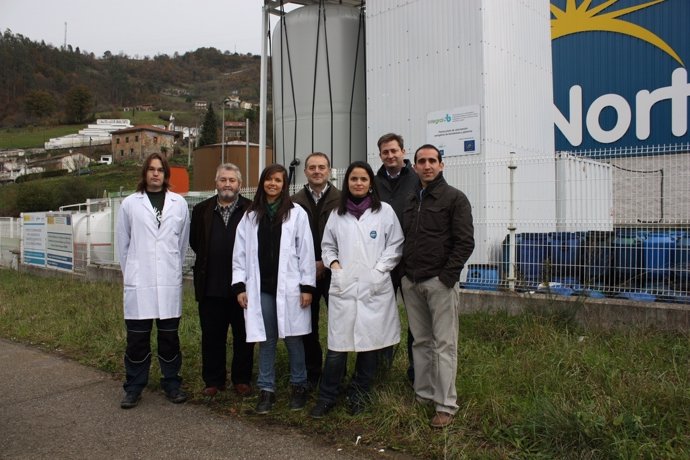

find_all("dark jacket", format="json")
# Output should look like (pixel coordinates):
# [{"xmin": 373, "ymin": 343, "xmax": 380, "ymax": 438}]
[
  {"xmin": 374, "ymin": 160, "xmax": 419, "ymax": 225},
  {"xmin": 291, "ymin": 183, "xmax": 340, "ymax": 261},
  {"xmin": 402, "ymin": 173, "xmax": 475, "ymax": 287},
  {"xmin": 189, "ymin": 194, "xmax": 250, "ymax": 301}
]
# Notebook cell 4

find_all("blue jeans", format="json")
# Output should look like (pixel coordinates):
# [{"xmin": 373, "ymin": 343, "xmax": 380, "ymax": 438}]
[
  {"xmin": 317, "ymin": 349, "xmax": 378, "ymax": 404},
  {"xmin": 257, "ymin": 292, "xmax": 307, "ymax": 392}
]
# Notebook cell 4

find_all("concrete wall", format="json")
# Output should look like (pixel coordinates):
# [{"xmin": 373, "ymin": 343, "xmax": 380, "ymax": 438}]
[{"xmin": 15, "ymin": 262, "xmax": 690, "ymax": 332}]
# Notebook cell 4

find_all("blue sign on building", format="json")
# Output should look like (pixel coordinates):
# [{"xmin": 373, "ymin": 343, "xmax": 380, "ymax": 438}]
[{"xmin": 551, "ymin": 0, "xmax": 690, "ymax": 152}]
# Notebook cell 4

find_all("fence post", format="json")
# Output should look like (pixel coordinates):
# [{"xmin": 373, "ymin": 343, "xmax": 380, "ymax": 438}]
[
  {"xmin": 508, "ymin": 152, "xmax": 517, "ymax": 291},
  {"xmin": 86, "ymin": 198, "xmax": 92, "ymax": 267}
]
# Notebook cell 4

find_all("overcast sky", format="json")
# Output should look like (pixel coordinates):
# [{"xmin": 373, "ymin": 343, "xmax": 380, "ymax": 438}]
[{"xmin": 0, "ymin": 0, "xmax": 284, "ymax": 57}]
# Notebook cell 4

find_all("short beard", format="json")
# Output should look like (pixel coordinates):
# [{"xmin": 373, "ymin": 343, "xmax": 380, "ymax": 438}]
[{"xmin": 218, "ymin": 189, "xmax": 236, "ymax": 202}]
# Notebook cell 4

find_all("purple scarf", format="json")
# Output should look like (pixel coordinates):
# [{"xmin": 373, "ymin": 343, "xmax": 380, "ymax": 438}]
[{"xmin": 346, "ymin": 196, "xmax": 372, "ymax": 220}]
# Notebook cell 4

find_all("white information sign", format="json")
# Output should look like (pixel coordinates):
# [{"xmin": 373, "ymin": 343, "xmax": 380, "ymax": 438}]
[
  {"xmin": 426, "ymin": 105, "xmax": 481, "ymax": 157},
  {"xmin": 46, "ymin": 213, "xmax": 74, "ymax": 272},
  {"xmin": 21, "ymin": 213, "xmax": 47, "ymax": 267}
]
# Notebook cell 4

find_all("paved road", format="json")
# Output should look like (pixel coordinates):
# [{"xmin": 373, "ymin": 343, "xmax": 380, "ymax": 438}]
[{"xmin": 0, "ymin": 339, "xmax": 377, "ymax": 460}]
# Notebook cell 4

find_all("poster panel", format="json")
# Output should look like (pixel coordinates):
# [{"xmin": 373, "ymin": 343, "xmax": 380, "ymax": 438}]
[
  {"xmin": 46, "ymin": 213, "xmax": 74, "ymax": 272},
  {"xmin": 21, "ymin": 213, "xmax": 46, "ymax": 267},
  {"xmin": 426, "ymin": 105, "xmax": 481, "ymax": 157}
]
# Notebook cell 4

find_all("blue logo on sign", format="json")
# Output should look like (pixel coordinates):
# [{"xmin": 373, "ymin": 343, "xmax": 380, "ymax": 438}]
[
  {"xmin": 370, "ymin": 230, "xmax": 377, "ymax": 239},
  {"xmin": 551, "ymin": 0, "xmax": 690, "ymax": 150},
  {"xmin": 464, "ymin": 140, "xmax": 476, "ymax": 152}
]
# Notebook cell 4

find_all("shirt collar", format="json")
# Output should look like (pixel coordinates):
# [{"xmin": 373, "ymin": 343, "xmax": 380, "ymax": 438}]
[{"xmin": 307, "ymin": 183, "xmax": 330, "ymax": 204}]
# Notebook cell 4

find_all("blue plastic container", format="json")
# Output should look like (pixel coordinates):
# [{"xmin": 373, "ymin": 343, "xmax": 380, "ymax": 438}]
[
  {"xmin": 643, "ymin": 232, "xmax": 676, "ymax": 283},
  {"xmin": 617, "ymin": 291, "xmax": 656, "ymax": 303},
  {"xmin": 581, "ymin": 231, "xmax": 613, "ymax": 284},
  {"xmin": 578, "ymin": 289, "xmax": 606, "ymax": 299},
  {"xmin": 550, "ymin": 232, "xmax": 585, "ymax": 281},
  {"xmin": 613, "ymin": 229, "xmax": 646, "ymax": 284},
  {"xmin": 537, "ymin": 284, "xmax": 574, "ymax": 296},
  {"xmin": 502, "ymin": 233, "xmax": 551, "ymax": 286},
  {"xmin": 464, "ymin": 264, "xmax": 499, "ymax": 291},
  {"xmin": 673, "ymin": 235, "xmax": 690, "ymax": 291}
]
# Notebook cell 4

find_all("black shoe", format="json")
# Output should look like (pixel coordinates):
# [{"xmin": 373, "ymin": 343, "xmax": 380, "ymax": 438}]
[
  {"xmin": 120, "ymin": 391, "xmax": 141, "ymax": 409},
  {"xmin": 289, "ymin": 385, "xmax": 308, "ymax": 411},
  {"xmin": 165, "ymin": 388, "xmax": 188, "ymax": 404},
  {"xmin": 309, "ymin": 400, "xmax": 335, "ymax": 419},
  {"xmin": 347, "ymin": 396, "xmax": 366, "ymax": 416},
  {"xmin": 255, "ymin": 390, "xmax": 276, "ymax": 414}
]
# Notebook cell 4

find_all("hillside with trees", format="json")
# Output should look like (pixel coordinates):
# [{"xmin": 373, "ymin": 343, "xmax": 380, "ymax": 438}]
[{"xmin": 0, "ymin": 29, "xmax": 263, "ymax": 129}]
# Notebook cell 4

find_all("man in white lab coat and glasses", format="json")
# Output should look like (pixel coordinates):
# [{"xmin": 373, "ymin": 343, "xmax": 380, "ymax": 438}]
[{"xmin": 116, "ymin": 152, "xmax": 190, "ymax": 409}]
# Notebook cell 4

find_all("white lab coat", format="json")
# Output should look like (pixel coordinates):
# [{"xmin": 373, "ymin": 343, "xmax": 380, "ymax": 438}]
[
  {"xmin": 321, "ymin": 202, "xmax": 404, "ymax": 352},
  {"xmin": 116, "ymin": 191, "xmax": 190, "ymax": 320},
  {"xmin": 232, "ymin": 205, "xmax": 316, "ymax": 342}
]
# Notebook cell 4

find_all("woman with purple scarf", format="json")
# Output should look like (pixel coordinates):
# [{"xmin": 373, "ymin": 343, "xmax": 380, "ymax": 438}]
[{"xmin": 309, "ymin": 161, "xmax": 404, "ymax": 418}]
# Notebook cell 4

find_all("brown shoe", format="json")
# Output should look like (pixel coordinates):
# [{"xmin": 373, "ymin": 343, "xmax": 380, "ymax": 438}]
[
  {"xmin": 234, "ymin": 383, "xmax": 253, "ymax": 397},
  {"xmin": 202, "ymin": 386, "xmax": 221, "ymax": 397},
  {"xmin": 430, "ymin": 411, "xmax": 454, "ymax": 428}
]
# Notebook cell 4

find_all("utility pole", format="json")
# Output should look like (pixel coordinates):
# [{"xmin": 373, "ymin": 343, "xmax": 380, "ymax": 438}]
[{"xmin": 221, "ymin": 98, "xmax": 229, "ymax": 164}]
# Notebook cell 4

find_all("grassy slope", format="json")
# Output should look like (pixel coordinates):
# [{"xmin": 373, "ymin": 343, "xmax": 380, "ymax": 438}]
[{"xmin": 0, "ymin": 269, "xmax": 688, "ymax": 459}]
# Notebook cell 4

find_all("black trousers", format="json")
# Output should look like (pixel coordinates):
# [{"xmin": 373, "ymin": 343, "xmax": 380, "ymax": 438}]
[
  {"xmin": 124, "ymin": 317, "xmax": 182, "ymax": 394},
  {"xmin": 303, "ymin": 274, "xmax": 330, "ymax": 386},
  {"xmin": 198, "ymin": 296, "xmax": 254, "ymax": 387}
]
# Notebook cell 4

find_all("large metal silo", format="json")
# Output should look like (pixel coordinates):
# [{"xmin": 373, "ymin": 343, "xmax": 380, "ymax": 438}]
[{"xmin": 272, "ymin": 3, "xmax": 366, "ymax": 185}]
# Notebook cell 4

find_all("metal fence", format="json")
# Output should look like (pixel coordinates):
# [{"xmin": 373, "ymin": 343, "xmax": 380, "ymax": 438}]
[
  {"xmin": 0, "ymin": 217, "xmax": 20, "ymax": 269},
  {"xmin": 451, "ymin": 145, "xmax": 690, "ymax": 303},
  {"xmin": 11, "ymin": 145, "xmax": 690, "ymax": 304}
]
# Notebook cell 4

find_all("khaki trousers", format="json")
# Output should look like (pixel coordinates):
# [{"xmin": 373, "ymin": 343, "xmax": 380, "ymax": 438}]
[{"xmin": 401, "ymin": 276, "xmax": 459, "ymax": 414}]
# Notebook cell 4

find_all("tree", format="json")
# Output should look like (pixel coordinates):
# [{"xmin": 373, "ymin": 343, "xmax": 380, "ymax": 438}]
[
  {"xmin": 198, "ymin": 103, "xmax": 218, "ymax": 147},
  {"xmin": 24, "ymin": 90, "xmax": 56, "ymax": 120},
  {"xmin": 64, "ymin": 85, "xmax": 93, "ymax": 123}
]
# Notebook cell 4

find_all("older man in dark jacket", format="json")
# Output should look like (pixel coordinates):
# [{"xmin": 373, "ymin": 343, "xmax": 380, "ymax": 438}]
[
  {"xmin": 190, "ymin": 163, "xmax": 254, "ymax": 398},
  {"xmin": 401, "ymin": 144, "xmax": 474, "ymax": 429}
]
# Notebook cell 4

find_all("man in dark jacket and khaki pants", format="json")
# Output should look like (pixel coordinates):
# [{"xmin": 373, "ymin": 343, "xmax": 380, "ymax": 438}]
[
  {"xmin": 401, "ymin": 144, "xmax": 474, "ymax": 428},
  {"xmin": 190, "ymin": 163, "xmax": 254, "ymax": 397}
]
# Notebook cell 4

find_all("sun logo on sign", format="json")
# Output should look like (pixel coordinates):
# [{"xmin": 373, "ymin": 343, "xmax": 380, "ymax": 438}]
[{"xmin": 551, "ymin": 0, "xmax": 684, "ymax": 66}]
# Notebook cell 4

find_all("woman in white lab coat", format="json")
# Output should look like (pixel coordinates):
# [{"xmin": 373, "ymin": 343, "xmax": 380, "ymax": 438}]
[
  {"xmin": 309, "ymin": 161, "xmax": 403, "ymax": 418},
  {"xmin": 115, "ymin": 152, "xmax": 190, "ymax": 409},
  {"xmin": 232, "ymin": 164, "xmax": 316, "ymax": 414}
]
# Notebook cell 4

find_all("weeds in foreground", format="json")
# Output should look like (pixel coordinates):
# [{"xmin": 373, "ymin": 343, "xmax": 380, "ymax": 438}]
[{"xmin": 1, "ymin": 269, "xmax": 689, "ymax": 459}]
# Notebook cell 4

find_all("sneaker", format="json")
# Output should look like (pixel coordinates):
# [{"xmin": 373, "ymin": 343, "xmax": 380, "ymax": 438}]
[
  {"xmin": 165, "ymin": 388, "xmax": 188, "ymax": 404},
  {"xmin": 120, "ymin": 391, "xmax": 141, "ymax": 409},
  {"xmin": 430, "ymin": 411, "xmax": 454, "ymax": 428},
  {"xmin": 309, "ymin": 400, "xmax": 335, "ymax": 419},
  {"xmin": 289, "ymin": 385, "xmax": 308, "ymax": 411},
  {"xmin": 255, "ymin": 390, "xmax": 276, "ymax": 414}
]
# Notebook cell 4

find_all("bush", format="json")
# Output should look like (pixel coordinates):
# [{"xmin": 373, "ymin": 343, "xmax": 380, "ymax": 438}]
[
  {"xmin": 15, "ymin": 169, "xmax": 68, "ymax": 183},
  {"xmin": 15, "ymin": 177, "xmax": 96, "ymax": 212}
]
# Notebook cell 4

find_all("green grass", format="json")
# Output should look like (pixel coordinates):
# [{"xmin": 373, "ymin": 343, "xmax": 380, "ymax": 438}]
[
  {"xmin": 1, "ymin": 269, "xmax": 689, "ymax": 459},
  {"xmin": 0, "ymin": 125, "xmax": 80, "ymax": 149}
]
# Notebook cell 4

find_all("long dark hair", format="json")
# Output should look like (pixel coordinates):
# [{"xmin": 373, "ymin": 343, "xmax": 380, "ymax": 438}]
[
  {"xmin": 136, "ymin": 152, "xmax": 171, "ymax": 193},
  {"xmin": 337, "ymin": 161, "xmax": 382, "ymax": 216},
  {"xmin": 249, "ymin": 163, "xmax": 294, "ymax": 223}
]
